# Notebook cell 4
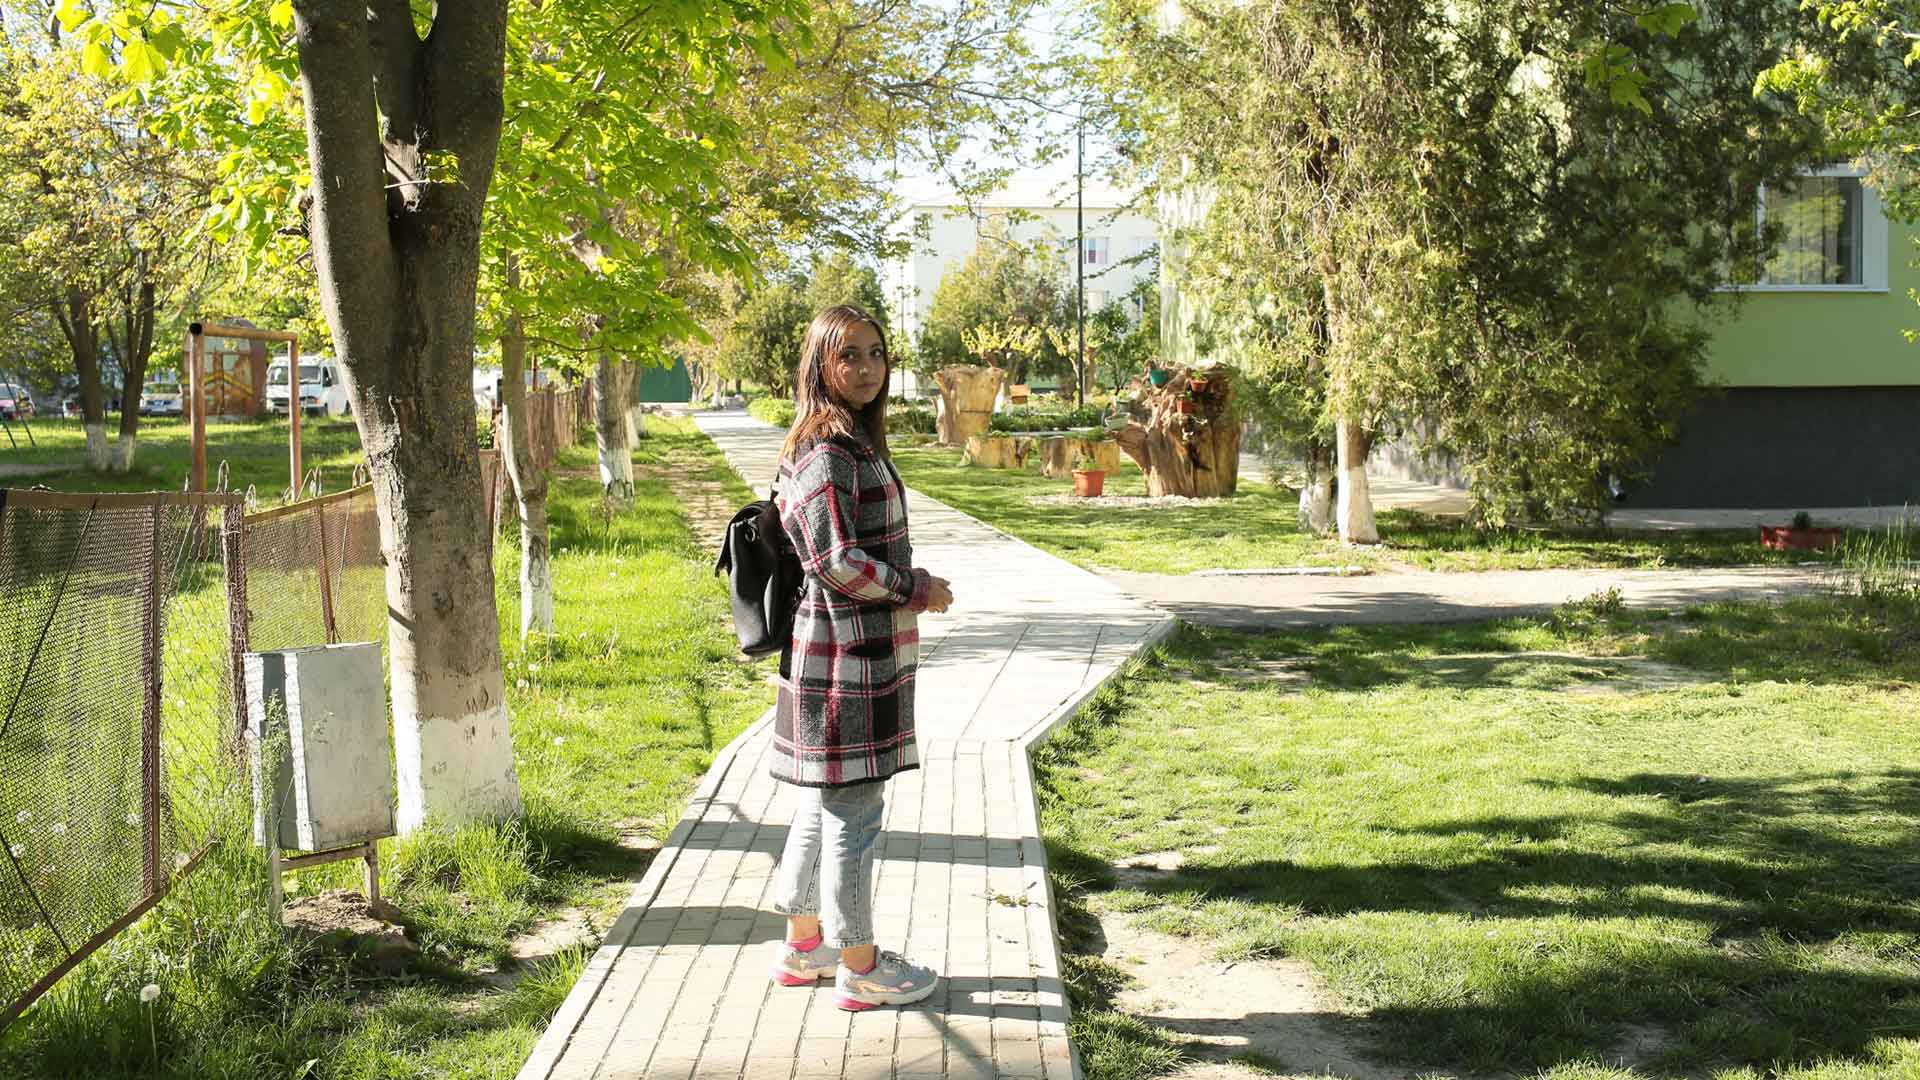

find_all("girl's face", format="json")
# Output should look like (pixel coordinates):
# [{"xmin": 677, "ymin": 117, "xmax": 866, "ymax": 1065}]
[{"xmin": 828, "ymin": 321, "xmax": 888, "ymax": 409}]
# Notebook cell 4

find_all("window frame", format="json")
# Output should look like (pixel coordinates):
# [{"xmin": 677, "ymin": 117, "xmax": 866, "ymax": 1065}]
[{"xmin": 1722, "ymin": 164, "xmax": 1888, "ymax": 294}]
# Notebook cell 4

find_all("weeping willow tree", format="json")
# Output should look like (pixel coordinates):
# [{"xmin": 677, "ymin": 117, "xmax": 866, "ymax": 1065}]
[{"xmin": 1090, "ymin": 0, "xmax": 1829, "ymax": 535}]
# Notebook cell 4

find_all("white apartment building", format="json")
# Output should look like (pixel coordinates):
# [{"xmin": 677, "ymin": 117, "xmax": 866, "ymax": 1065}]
[{"xmin": 885, "ymin": 178, "xmax": 1158, "ymax": 395}]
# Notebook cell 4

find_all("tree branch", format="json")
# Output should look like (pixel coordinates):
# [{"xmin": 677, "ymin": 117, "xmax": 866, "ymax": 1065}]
[{"xmin": 291, "ymin": 0, "xmax": 400, "ymax": 351}]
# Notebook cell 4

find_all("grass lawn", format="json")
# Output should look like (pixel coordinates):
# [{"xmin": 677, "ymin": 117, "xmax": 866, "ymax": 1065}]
[
  {"xmin": 0, "ymin": 418, "xmax": 774, "ymax": 1078},
  {"xmin": 887, "ymin": 443, "xmax": 1824, "ymax": 575},
  {"xmin": 1036, "ymin": 592, "xmax": 1920, "ymax": 1080},
  {"xmin": 3, "ymin": 416, "xmax": 369, "ymax": 503}
]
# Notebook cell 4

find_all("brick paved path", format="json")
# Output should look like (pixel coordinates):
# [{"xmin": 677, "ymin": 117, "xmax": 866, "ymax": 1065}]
[{"xmin": 517, "ymin": 412, "xmax": 1173, "ymax": 1080}]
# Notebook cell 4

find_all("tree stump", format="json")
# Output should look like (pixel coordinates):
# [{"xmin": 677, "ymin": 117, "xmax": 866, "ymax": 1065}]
[
  {"xmin": 963, "ymin": 434, "xmax": 1033, "ymax": 469},
  {"xmin": 934, "ymin": 365, "xmax": 1004, "ymax": 447},
  {"xmin": 1039, "ymin": 437, "xmax": 1122, "ymax": 479},
  {"xmin": 1114, "ymin": 366, "xmax": 1243, "ymax": 497}
]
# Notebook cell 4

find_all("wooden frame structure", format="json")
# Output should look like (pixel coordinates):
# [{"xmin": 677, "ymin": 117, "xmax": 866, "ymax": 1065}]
[{"xmin": 187, "ymin": 322, "xmax": 301, "ymax": 494}]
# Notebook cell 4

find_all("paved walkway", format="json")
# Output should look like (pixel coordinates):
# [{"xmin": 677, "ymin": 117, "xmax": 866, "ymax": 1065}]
[
  {"xmin": 1103, "ymin": 565, "xmax": 1836, "ymax": 630},
  {"xmin": 518, "ymin": 411, "xmax": 1173, "ymax": 1080}
]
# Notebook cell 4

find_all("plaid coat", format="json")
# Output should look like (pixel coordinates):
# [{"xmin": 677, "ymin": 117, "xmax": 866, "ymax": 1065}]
[{"xmin": 772, "ymin": 433, "xmax": 932, "ymax": 788}]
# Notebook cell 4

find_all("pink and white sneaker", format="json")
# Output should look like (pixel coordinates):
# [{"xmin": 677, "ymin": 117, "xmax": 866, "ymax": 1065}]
[
  {"xmin": 835, "ymin": 950, "xmax": 939, "ymax": 1010},
  {"xmin": 770, "ymin": 936, "xmax": 841, "ymax": 986}
]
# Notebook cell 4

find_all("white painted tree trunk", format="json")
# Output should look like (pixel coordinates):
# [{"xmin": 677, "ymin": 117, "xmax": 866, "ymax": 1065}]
[
  {"xmin": 84, "ymin": 423, "xmax": 110, "ymax": 471},
  {"xmin": 594, "ymin": 355, "xmax": 634, "ymax": 510},
  {"xmin": 520, "ymin": 494, "xmax": 554, "ymax": 638},
  {"xmin": 1335, "ymin": 419, "xmax": 1379, "ymax": 544},
  {"xmin": 109, "ymin": 433, "xmax": 137, "ymax": 473},
  {"xmin": 1299, "ymin": 473, "xmax": 1334, "ymax": 535}
]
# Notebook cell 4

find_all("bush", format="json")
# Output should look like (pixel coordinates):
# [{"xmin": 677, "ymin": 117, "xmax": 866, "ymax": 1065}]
[
  {"xmin": 988, "ymin": 404, "xmax": 1109, "ymax": 433},
  {"xmin": 890, "ymin": 402, "xmax": 937, "ymax": 434},
  {"xmin": 749, "ymin": 397, "xmax": 796, "ymax": 428}
]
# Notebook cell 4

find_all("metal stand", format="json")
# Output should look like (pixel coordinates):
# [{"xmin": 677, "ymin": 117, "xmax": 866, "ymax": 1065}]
[{"xmin": 252, "ymin": 727, "xmax": 381, "ymax": 924}]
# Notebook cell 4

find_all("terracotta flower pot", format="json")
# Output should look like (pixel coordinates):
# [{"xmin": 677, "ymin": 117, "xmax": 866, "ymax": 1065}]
[
  {"xmin": 1759, "ymin": 525, "xmax": 1844, "ymax": 552},
  {"xmin": 1173, "ymin": 398, "xmax": 1196, "ymax": 415},
  {"xmin": 1072, "ymin": 469, "xmax": 1106, "ymax": 497}
]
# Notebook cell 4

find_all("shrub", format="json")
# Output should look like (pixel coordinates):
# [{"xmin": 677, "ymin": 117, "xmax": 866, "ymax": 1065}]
[{"xmin": 749, "ymin": 397, "xmax": 797, "ymax": 428}]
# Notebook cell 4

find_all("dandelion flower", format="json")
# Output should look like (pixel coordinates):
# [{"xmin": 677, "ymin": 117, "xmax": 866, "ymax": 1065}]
[
  {"xmin": 49, "ymin": 822, "xmax": 65, "ymax": 836},
  {"xmin": 553, "ymin": 736, "xmax": 565, "ymax": 746},
  {"xmin": 139, "ymin": 984, "xmax": 160, "ymax": 1004},
  {"xmin": 125, "ymin": 812, "xmax": 140, "ymax": 827},
  {"xmin": 528, "ymin": 663, "xmax": 541, "ymax": 673},
  {"xmin": 6, "ymin": 844, "xmax": 20, "ymax": 859},
  {"xmin": 516, "ymin": 678, "xmax": 529, "ymax": 690},
  {"xmin": 14, "ymin": 811, "xmax": 29, "ymax": 825}
]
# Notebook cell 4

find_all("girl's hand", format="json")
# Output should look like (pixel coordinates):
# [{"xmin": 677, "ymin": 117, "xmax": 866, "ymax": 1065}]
[{"xmin": 925, "ymin": 576, "xmax": 954, "ymax": 614}]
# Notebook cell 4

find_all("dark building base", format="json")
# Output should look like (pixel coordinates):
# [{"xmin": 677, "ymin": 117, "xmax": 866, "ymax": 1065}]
[{"xmin": 1620, "ymin": 387, "xmax": 1920, "ymax": 509}]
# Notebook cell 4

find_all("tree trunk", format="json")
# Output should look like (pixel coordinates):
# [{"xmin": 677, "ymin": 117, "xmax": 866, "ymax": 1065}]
[
  {"xmin": 292, "ymin": 0, "xmax": 520, "ymax": 833},
  {"xmin": 933, "ymin": 365, "xmax": 1003, "ymax": 446},
  {"xmin": 1298, "ymin": 441, "xmax": 1335, "ymax": 535},
  {"xmin": 109, "ymin": 279, "xmax": 156, "ymax": 473},
  {"xmin": 1335, "ymin": 419, "xmax": 1378, "ymax": 544},
  {"xmin": 1040, "ymin": 436, "xmax": 1121, "ymax": 479},
  {"xmin": 54, "ymin": 288, "xmax": 110, "ymax": 470},
  {"xmin": 624, "ymin": 359, "xmax": 648, "ymax": 440},
  {"xmin": 963, "ymin": 434, "xmax": 1034, "ymax": 469},
  {"xmin": 1114, "ymin": 367, "xmax": 1243, "ymax": 497},
  {"xmin": 594, "ymin": 352, "xmax": 634, "ymax": 509},
  {"xmin": 500, "ymin": 257, "xmax": 553, "ymax": 639}
]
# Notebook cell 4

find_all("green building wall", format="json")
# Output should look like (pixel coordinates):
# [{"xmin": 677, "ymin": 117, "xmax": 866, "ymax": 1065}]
[{"xmin": 1702, "ymin": 230, "xmax": 1920, "ymax": 388}]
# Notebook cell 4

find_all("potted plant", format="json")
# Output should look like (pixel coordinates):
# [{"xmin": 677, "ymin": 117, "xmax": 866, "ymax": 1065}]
[
  {"xmin": 1071, "ymin": 446, "xmax": 1107, "ymax": 498},
  {"xmin": 1760, "ymin": 510, "xmax": 1845, "ymax": 552},
  {"xmin": 1147, "ymin": 366, "xmax": 1172, "ymax": 387},
  {"xmin": 1172, "ymin": 396, "xmax": 1196, "ymax": 415}
]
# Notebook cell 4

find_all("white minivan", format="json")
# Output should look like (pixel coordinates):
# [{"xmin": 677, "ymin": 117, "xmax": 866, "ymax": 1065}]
[{"xmin": 267, "ymin": 357, "xmax": 351, "ymax": 417}]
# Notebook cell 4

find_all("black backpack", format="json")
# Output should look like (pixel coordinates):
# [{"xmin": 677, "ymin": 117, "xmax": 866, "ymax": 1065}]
[{"xmin": 714, "ymin": 487, "xmax": 804, "ymax": 657}]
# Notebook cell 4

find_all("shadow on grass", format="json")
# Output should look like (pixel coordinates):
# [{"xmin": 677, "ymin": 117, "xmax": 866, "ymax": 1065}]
[
  {"xmin": 1164, "ymin": 594, "xmax": 1920, "ymax": 689},
  {"xmin": 1052, "ymin": 764, "xmax": 1920, "ymax": 1076}
]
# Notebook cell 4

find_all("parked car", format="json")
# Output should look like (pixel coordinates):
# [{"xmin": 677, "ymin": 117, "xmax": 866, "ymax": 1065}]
[
  {"xmin": 140, "ymin": 375, "xmax": 185, "ymax": 417},
  {"xmin": 266, "ymin": 357, "xmax": 351, "ymax": 417},
  {"xmin": 0, "ymin": 382, "xmax": 34, "ymax": 420}
]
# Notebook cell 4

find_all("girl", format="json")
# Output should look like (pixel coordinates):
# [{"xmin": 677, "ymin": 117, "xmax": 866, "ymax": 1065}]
[{"xmin": 766, "ymin": 304, "xmax": 954, "ymax": 1011}]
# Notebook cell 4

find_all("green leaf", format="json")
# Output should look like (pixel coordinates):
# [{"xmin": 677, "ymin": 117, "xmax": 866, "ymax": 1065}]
[
  {"xmin": 54, "ymin": 0, "xmax": 89, "ymax": 33},
  {"xmin": 82, "ymin": 42, "xmax": 112, "ymax": 79},
  {"xmin": 1634, "ymin": 2, "xmax": 1698, "ymax": 37},
  {"xmin": 122, "ymin": 40, "xmax": 166, "ymax": 84},
  {"xmin": 269, "ymin": 0, "xmax": 295, "ymax": 31}
]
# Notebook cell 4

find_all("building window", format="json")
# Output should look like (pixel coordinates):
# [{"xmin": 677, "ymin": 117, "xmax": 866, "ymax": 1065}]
[
  {"xmin": 1083, "ymin": 236, "xmax": 1110, "ymax": 266},
  {"xmin": 1760, "ymin": 175, "xmax": 1864, "ymax": 286},
  {"xmin": 1086, "ymin": 288, "xmax": 1110, "ymax": 312}
]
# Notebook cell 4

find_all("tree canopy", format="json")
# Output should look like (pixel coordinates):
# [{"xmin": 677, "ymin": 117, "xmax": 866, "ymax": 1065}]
[{"xmin": 1088, "ymin": 0, "xmax": 1832, "ymax": 530}]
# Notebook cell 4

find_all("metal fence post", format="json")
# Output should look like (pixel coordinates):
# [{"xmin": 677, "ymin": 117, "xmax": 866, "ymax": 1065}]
[
  {"xmin": 140, "ymin": 502, "xmax": 163, "ymax": 896},
  {"xmin": 314, "ymin": 501, "xmax": 338, "ymax": 645},
  {"xmin": 224, "ymin": 501, "xmax": 251, "ymax": 749}
]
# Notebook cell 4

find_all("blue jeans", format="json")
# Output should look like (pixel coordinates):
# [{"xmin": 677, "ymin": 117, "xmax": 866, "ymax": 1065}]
[{"xmin": 772, "ymin": 781, "xmax": 884, "ymax": 948}]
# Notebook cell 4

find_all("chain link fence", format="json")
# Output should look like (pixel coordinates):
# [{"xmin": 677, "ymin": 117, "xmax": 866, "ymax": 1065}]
[
  {"xmin": 0, "ymin": 409, "xmax": 570, "ymax": 1025},
  {"xmin": 0, "ymin": 491, "xmax": 246, "ymax": 1027}
]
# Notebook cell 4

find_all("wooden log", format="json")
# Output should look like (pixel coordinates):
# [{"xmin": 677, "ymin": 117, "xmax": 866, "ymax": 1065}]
[
  {"xmin": 963, "ymin": 434, "xmax": 1033, "ymax": 469},
  {"xmin": 1040, "ymin": 437, "xmax": 1122, "ymax": 479},
  {"xmin": 934, "ymin": 365, "xmax": 1004, "ymax": 446},
  {"xmin": 1116, "ymin": 365, "xmax": 1244, "ymax": 497}
]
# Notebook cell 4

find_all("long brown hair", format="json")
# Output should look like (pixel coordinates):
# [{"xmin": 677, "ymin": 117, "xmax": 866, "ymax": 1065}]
[{"xmin": 781, "ymin": 304, "xmax": 891, "ymax": 462}]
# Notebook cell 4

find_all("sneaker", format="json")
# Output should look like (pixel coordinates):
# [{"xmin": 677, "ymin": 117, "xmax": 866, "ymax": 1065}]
[
  {"xmin": 835, "ymin": 950, "xmax": 939, "ymax": 1010},
  {"xmin": 771, "ymin": 937, "xmax": 841, "ymax": 986}
]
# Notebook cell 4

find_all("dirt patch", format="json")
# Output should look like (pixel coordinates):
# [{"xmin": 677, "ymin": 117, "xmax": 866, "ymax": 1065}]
[
  {"xmin": 1412, "ymin": 651, "xmax": 1715, "ymax": 694},
  {"xmin": 635, "ymin": 460, "xmax": 734, "ymax": 552},
  {"xmin": 479, "ymin": 906, "xmax": 600, "ymax": 989},
  {"xmin": 1096, "ymin": 910, "xmax": 1405, "ymax": 1080},
  {"xmin": 281, "ymin": 889, "xmax": 418, "ymax": 974},
  {"xmin": 1026, "ymin": 492, "xmax": 1240, "ymax": 511}
]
